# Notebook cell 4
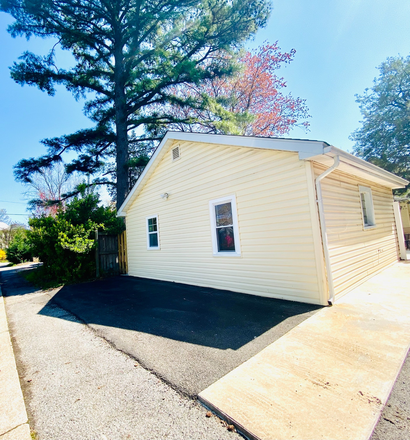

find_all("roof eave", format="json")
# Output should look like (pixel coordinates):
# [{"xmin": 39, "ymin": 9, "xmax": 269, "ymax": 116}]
[
  {"xmin": 117, "ymin": 133, "xmax": 176, "ymax": 216},
  {"xmin": 117, "ymin": 133, "xmax": 408, "ymax": 217},
  {"xmin": 117, "ymin": 132, "xmax": 329, "ymax": 216},
  {"xmin": 304, "ymin": 146, "xmax": 408, "ymax": 189}
]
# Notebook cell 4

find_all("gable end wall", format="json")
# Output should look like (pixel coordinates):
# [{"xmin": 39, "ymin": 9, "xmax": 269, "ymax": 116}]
[{"xmin": 126, "ymin": 141, "xmax": 323, "ymax": 304}]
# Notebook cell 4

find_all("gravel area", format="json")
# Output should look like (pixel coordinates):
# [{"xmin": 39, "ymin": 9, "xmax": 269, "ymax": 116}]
[
  {"xmin": 371, "ymin": 353, "xmax": 410, "ymax": 440},
  {"xmin": 2, "ymin": 266, "xmax": 242, "ymax": 440}
]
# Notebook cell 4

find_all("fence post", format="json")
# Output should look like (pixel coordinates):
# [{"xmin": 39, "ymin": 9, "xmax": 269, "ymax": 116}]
[
  {"xmin": 95, "ymin": 229, "xmax": 100, "ymax": 278},
  {"xmin": 118, "ymin": 230, "xmax": 128, "ymax": 274}
]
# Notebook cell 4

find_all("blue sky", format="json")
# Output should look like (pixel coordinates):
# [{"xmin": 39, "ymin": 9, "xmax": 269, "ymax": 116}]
[{"xmin": 1, "ymin": 0, "xmax": 409, "ymax": 224}]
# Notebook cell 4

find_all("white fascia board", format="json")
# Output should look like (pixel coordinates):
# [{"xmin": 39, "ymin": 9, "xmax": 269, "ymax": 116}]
[
  {"xmin": 117, "ymin": 132, "xmax": 330, "ymax": 216},
  {"xmin": 299, "ymin": 145, "xmax": 332, "ymax": 160},
  {"xmin": 163, "ymin": 131, "xmax": 328, "ymax": 157},
  {"xmin": 329, "ymin": 147, "xmax": 408, "ymax": 188},
  {"xmin": 306, "ymin": 146, "xmax": 408, "ymax": 189},
  {"xmin": 117, "ymin": 134, "xmax": 175, "ymax": 216},
  {"xmin": 117, "ymin": 132, "xmax": 408, "ymax": 216}
]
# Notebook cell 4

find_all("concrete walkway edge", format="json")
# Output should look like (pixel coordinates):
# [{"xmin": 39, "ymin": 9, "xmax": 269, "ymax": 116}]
[
  {"xmin": 0, "ymin": 284, "xmax": 31, "ymax": 440},
  {"xmin": 198, "ymin": 262, "xmax": 410, "ymax": 440}
]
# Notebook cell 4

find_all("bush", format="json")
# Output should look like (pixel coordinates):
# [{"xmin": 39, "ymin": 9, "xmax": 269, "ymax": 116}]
[
  {"xmin": 0, "ymin": 249, "xmax": 6, "ymax": 261},
  {"xmin": 21, "ymin": 266, "xmax": 63, "ymax": 290},
  {"xmin": 6, "ymin": 229, "xmax": 33, "ymax": 264},
  {"xmin": 27, "ymin": 192, "xmax": 124, "ymax": 284}
]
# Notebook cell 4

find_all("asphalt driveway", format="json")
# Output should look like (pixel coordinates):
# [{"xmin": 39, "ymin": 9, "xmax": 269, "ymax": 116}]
[
  {"xmin": 39, "ymin": 275, "xmax": 321, "ymax": 396},
  {"xmin": 2, "ymin": 264, "xmax": 409, "ymax": 440},
  {"xmin": 1, "ymin": 265, "xmax": 244, "ymax": 440}
]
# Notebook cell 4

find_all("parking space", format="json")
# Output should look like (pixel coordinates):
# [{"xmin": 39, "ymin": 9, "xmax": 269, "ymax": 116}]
[{"xmin": 43, "ymin": 275, "xmax": 321, "ymax": 396}]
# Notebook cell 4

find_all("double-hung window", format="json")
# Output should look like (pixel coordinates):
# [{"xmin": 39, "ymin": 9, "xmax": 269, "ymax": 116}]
[
  {"xmin": 209, "ymin": 195, "xmax": 241, "ymax": 256},
  {"xmin": 359, "ymin": 186, "xmax": 376, "ymax": 228},
  {"xmin": 146, "ymin": 215, "xmax": 160, "ymax": 249}
]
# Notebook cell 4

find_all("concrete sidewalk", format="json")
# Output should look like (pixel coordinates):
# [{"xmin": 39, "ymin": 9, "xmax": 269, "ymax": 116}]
[
  {"xmin": 199, "ymin": 262, "xmax": 410, "ymax": 440},
  {"xmin": 0, "ymin": 266, "xmax": 31, "ymax": 440}
]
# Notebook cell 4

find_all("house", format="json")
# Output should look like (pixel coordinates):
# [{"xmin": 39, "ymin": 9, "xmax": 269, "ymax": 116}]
[
  {"xmin": 396, "ymin": 198, "xmax": 410, "ymax": 236},
  {"xmin": 0, "ymin": 222, "xmax": 9, "ymax": 249},
  {"xmin": 395, "ymin": 198, "xmax": 410, "ymax": 249},
  {"xmin": 118, "ymin": 132, "xmax": 408, "ymax": 306}
]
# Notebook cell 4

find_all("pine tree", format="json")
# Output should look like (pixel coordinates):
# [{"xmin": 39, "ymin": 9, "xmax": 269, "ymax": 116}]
[{"xmin": 1, "ymin": 0, "xmax": 271, "ymax": 207}]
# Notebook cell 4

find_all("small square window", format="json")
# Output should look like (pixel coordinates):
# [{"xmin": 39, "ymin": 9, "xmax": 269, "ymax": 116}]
[
  {"xmin": 147, "ymin": 215, "xmax": 160, "ymax": 249},
  {"xmin": 359, "ymin": 186, "xmax": 376, "ymax": 228},
  {"xmin": 209, "ymin": 196, "xmax": 241, "ymax": 256}
]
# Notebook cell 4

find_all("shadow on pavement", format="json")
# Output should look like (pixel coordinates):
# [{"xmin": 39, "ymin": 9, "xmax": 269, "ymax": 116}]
[
  {"xmin": 0, "ymin": 264, "xmax": 42, "ymax": 297},
  {"xmin": 23, "ymin": 272, "xmax": 322, "ymax": 395},
  {"xmin": 40, "ymin": 275, "xmax": 321, "ymax": 351}
]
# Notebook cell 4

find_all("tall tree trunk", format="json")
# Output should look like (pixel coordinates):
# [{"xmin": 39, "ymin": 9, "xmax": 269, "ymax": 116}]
[{"xmin": 114, "ymin": 43, "xmax": 128, "ymax": 211}]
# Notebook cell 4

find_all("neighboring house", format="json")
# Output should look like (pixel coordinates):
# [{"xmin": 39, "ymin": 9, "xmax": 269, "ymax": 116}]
[
  {"xmin": 118, "ymin": 132, "xmax": 408, "ymax": 306},
  {"xmin": 0, "ymin": 222, "xmax": 28, "ymax": 249},
  {"xmin": 0, "ymin": 222, "xmax": 9, "ymax": 249},
  {"xmin": 396, "ymin": 199, "xmax": 410, "ymax": 248},
  {"xmin": 398, "ymin": 199, "xmax": 410, "ymax": 235}
]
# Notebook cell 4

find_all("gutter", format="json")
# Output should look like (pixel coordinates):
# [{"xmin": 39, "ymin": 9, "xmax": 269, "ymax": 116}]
[{"xmin": 315, "ymin": 156, "xmax": 340, "ymax": 305}]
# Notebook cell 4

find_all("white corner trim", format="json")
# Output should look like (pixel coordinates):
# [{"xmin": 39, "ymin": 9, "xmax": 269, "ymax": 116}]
[
  {"xmin": 315, "ymin": 155, "xmax": 341, "ymax": 304},
  {"xmin": 393, "ymin": 201, "xmax": 407, "ymax": 260},
  {"xmin": 305, "ymin": 162, "xmax": 328, "ymax": 306}
]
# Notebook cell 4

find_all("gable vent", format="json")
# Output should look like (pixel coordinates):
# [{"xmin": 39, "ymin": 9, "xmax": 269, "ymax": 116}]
[{"xmin": 172, "ymin": 146, "xmax": 180, "ymax": 161}]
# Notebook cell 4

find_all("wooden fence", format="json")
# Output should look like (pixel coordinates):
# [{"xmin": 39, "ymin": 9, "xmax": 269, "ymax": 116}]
[
  {"xmin": 95, "ymin": 230, "xmax": 128, "ymax": 277},
  {"xmin": 95, "ymin": 231, "xmax": 119, "ymax": 277},
  {"xmin": 118, "ymin": 230, "xmax": 128, "ymax": 274}
]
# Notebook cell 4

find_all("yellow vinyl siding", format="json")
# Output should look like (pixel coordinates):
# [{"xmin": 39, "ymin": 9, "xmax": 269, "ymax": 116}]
[
  {"xmin": 126, "ymin": 141, "xmax": 323, "ymax": 304},
  {"xmin": 313, "ymin": 163, "xmax": 400, "ymax": 298}
]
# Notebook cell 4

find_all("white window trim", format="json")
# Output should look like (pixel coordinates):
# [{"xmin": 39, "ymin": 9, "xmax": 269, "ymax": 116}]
[
  {"xmin": 146, "ymin": 215, "xmax": 160, "ymax": 250},
  {"xmin": 359, "ymin": 186, "xmax": 376, "ymax": 229},
  {"xmin": 209, "ymin": 195, "xmax": 241, "ymax": 257}
]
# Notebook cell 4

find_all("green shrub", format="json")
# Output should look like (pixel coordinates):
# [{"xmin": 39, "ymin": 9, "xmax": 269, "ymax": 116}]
[
  {"xmin": 6, "ymin": 229, "xmax": 33, "ymax": 264},
  {"xmin": 21, "ymin": 266, "xmax": 64, "ymax": 290},
  {"xmin": 27, "ymin": 192, "xmax": 124, "ymax": 284}
]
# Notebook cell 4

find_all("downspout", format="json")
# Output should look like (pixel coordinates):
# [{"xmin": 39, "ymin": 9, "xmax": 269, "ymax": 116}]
[{"xmin": 315, "ymin": 156, "xmax": 340, "ymax": 305}]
